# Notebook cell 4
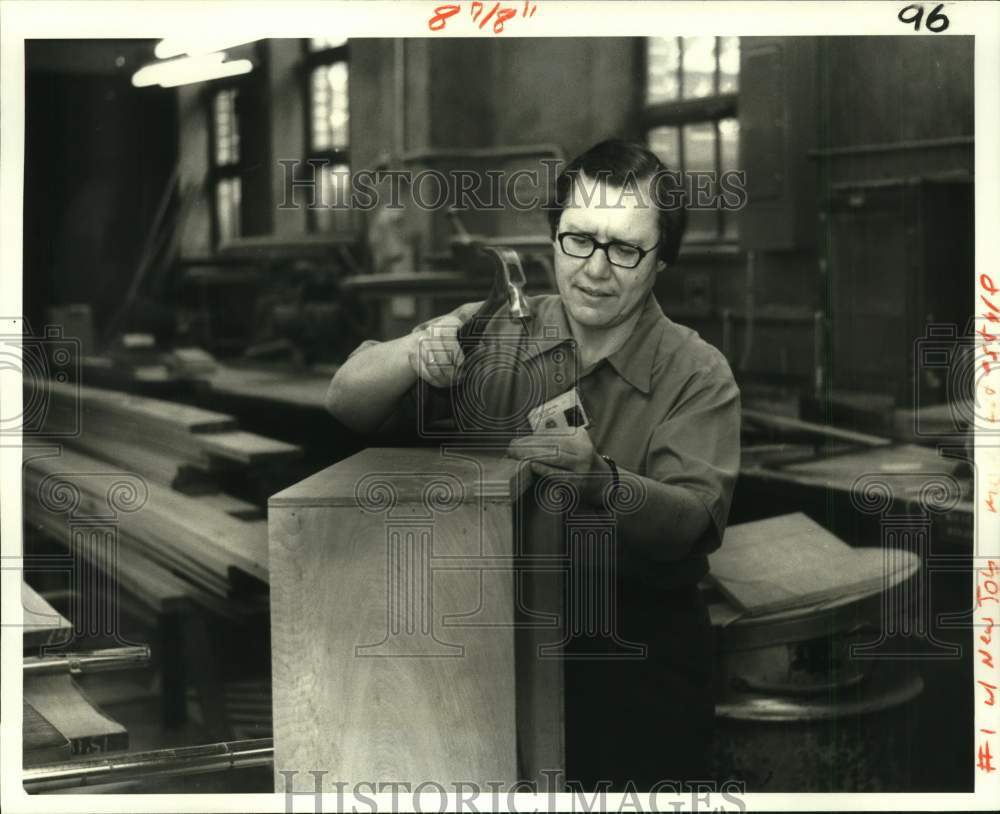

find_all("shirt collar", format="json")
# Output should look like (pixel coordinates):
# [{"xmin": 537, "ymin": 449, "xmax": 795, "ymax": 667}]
[
  {"xmin": 521, "ymin": 293, "xmax": 663, "ymax": 395},
  {"xmin": 604, "ymin": 294, "xmax": 663, "ymax": 395}
]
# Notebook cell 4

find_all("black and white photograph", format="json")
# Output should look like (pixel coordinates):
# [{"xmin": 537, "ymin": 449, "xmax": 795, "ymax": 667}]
[{"xmin": 1, "ymin": 1, "xmax": 998, "ymax": 811}]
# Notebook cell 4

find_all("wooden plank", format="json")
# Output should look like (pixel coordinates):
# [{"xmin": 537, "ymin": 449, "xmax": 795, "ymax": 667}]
[
  {"xmin": 21, "ymin": 582, "xmax": 72, "ymax": 652},
  {"xmin": 206, "ymin": 364, "xmax": 332, "ymax": 410},
  {"xmin": 198, "ymin": 431, "xmax": 302, "ymax": 466},
  {"xmin": 39, "ymin": 433, "xmax": 216, "ymax": 495},
  {"xmin": 45, "ymin": 379, "xmax": 237, "ymax": 433},
  {"xmin": 708, "ymin": 513, "xmax": 915, "ymax": 617},
  {"xmin": 23, "ymin": 700, "xmax": 73, "ymax": 766},
  {"xmin": 22, "ymin": 488, "xmax": 233, "ymax": 598},
  {"xmin": 24, "ymin": 674, "xmax": 128, "ymax": 755},
  {"xmin": 43, "ymin": 397, "xmax": 299, "ymax": 476}
]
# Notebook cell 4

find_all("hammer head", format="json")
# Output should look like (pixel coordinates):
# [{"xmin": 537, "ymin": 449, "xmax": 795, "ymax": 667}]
[{"xmin": 481, "ymin": 246, "xmax": 531, "ymax": 322}]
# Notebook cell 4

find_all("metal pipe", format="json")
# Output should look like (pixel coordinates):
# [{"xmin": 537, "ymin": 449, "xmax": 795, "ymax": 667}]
[
  {"xmin": 24, "ymin": 646, "xmax": 151, "ymax": 677},
  {"xmin": 23, "ymin": 738, "xmax": 273, "ymax": 792}
]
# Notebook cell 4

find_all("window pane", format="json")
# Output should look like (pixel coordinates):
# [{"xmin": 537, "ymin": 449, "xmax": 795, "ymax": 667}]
[
  {"xmin": 646, "ymin": 37, "xmax": 680, "ymax": 104},
  {"xmin": 311, "ymin": 62, "xmax": 349, "ymax": 151},
  {"xmin": 310, "ymin": 36, "xmax": 347, "ymax": 51},
  {"xmin": 718, "ymin": 118, "xmax": 740, "ymax": 241},
  {"xmin": 683, "ymin": 123, "xmax": 717, "ymax": 242},
  {"xmin": 718, "ymin": 37, "xmax": 740, "ymax": 94},
  {"xmin": 213, "ymin": 88, "xmax": 239, "ymax": 166},
  {"xmin": 216, "ymin": 177, "xmax": 241, "ymax": 243},
  {"xmin": 719, "ymin": 118, "xmax": 739, "ymax": 175},
  {"xmin": 681, "ymin": 36, "xmax": 716, "ymax": 99},
  {"xmin": 647, "ymin": 125, "xmax": 681, "ymax": 171},
  {"xmin": 684, "ymin": 122, "xmax": 716, "ymax": 174},
  {"xmin": 313, "ymin": 163, "xmax": 355, "ymax": 234}
]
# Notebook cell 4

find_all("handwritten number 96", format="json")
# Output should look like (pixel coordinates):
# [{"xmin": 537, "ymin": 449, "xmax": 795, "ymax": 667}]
[{"xmin": 898, "ymin": 3, "xmax": 950, "ymax": 32}]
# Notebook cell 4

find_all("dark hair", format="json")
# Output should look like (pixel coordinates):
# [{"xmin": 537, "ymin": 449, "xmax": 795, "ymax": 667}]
[{"xmin": 546, "ymin": 138, "xmax": 687, "ymax": 266}]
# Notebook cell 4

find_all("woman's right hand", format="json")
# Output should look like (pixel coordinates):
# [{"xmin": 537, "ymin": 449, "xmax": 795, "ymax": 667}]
[{"xmin": 407, "ymin": 313, "xmax": 466, "ymax": 388}]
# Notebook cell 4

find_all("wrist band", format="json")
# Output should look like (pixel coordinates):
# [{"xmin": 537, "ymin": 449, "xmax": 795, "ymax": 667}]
[{"xmin": 600, "ymin": 454, "xmax": 620, "ymax": 511}]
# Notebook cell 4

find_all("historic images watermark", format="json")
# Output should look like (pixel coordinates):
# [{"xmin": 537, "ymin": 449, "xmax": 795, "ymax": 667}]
[
  {"xmin": 280, "ymin": 771, "xmax": 747, "ymax": 813},
  {"xmin": 276, "ymin": 160, "xmax": 748, "ymax": 214}
]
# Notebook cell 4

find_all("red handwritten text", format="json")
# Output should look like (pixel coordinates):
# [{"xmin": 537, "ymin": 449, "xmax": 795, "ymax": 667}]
[{"xmin": 428, "ymin": 1, "xmax": 538, "ymax": 34}]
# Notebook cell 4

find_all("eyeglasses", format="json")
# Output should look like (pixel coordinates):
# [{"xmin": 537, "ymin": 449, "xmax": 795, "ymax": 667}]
[{"xmin": 557, "ymin": 232, "xmax": 659, "ymax": 270}]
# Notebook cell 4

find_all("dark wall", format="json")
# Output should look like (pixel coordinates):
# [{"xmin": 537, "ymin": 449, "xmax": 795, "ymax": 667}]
[{"xmin": 24, "ymin": 44, "xmax": 178, "ymax": 341}]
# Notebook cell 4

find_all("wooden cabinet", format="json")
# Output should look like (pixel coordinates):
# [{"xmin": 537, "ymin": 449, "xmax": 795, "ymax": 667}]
[{"xmin": 268, "ymin": 447, "xmax": 565, "ymax": 789}]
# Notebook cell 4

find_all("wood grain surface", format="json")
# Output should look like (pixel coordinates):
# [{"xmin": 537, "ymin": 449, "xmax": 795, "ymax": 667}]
[
  {"xmin": 270, "ymin": 446, "xmax": 529, "ymax": 507},
  {"xmin": 269, "ymin": 448, "xmax": 557, "ymax": 788},
  {"xmin": 23, "ymin": 674, "xmax": 128, "ymax": 756},
  {"xmin": 708, "ymin": 513, "xmax": 917, "ymax": 617},
  {"xmin": 23, "ymin": 700, "xmax": 72, "ymax": 766}
]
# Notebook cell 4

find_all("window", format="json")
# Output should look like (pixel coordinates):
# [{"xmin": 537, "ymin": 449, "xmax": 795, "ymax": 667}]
[
  {"xmin": 210, "ymin": 87, "xmax": 242, "ymax": 245},
  {"xmin": 303, "ymin": 37, "xmax": 351, "ymax": 234},
  {"xmin": 643, "ymin": 36, "xmax": 740, "ymax": 244}
]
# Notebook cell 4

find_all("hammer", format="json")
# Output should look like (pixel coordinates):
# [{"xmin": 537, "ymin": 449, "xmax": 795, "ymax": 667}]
[{"xmin": 457, "ymin": 246, "xmax": 532, "ymax": 356}]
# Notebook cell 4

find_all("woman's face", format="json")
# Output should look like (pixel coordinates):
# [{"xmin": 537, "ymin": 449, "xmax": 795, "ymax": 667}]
[{"xmin": 553, "ymin": 173, "xmax": 665, "ymax": 332}]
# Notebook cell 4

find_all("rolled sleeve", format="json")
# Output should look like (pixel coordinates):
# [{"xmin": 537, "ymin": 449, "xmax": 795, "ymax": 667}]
[
  {"xmin": 645, "ymin": 362, "xmax": 741, "ymax": 553},
  {"xmin": 344, "ymin": 338, "xmax": 456, "ymax": 439}
]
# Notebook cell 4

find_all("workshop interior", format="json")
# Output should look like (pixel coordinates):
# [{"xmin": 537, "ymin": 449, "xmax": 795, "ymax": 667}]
[{"xmin": 18, "ymin": 35, "xmax": 976, "ymax": 794}]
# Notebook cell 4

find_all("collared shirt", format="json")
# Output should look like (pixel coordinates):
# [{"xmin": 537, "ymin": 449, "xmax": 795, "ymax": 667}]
[{"xmin": 352, "ymin": 292, "xmax": 741, "ymax": 587}]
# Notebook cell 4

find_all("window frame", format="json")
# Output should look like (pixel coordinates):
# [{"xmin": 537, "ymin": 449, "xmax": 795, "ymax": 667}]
[
  {"xmin": 639, "ymin": 37, "xmax": 740, "ymax": 246},
  {"xmin": 300, "ymin": 39, "xmax": 350, "ymax": 234}
]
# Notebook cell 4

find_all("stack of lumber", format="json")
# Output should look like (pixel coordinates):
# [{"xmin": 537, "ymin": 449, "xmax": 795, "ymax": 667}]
[
  {"xmin": 24, "ymin": 447, "xmax": 268, "ymax": 605},
  {"xmin": 40, "ymin": 380, "xmax": 302, "ymax": 502},
  {"xmin": 25, "ymin": 380, "xmax": 300, "ymax": 617}
]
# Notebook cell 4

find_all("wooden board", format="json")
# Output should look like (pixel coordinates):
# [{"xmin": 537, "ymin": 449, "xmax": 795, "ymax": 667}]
[
  {"xmin": 38, "ymin": 432, "xmax": 216, "ymax": 495},
  {"xmin": 23, "ymin": 674, "xmax": 128, "ymax": 756},
  {"xmin": 23, "ymin": 700, "xmax": 72, "ymax": 766},
  {"xmin": 207, "ymin": 364, "xmax": 331, "ymax": 410},
  {"xmin": 23, "ymin": 486, "xmax": 234, "ymax": 599},
  {"xmin": 198, "ymin": 431, "xmax": 302, "ymax": 466},
  {"xmin": 42, "ymin": 388, "xmax": 301, "ymax": 475},
  {"xmin": 708, "ymin": 513, "xmax": 916, "ymax": 617},
  {"xmin": 44, "ymin": 379, "xmax": 236, "ymax": 433},
  {"xmin": 21, "ymin": 582, "xmax": 71, "ymax": 652}
]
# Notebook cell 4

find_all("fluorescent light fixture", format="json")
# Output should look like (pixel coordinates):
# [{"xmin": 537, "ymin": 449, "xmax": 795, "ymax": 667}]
[
  {"xmin": 131, "ymin": 53, "xmax": 253, "ymax": 89},
  {"xmin": 155, "ymin": 37, "xmax": 261, "ymax": 60},
  {"xmin": 157, "ymin": 58, "xmax": 252, "ymax": 87}
]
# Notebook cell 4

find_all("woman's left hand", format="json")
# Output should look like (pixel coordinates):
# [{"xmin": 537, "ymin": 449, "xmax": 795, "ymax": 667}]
[{"xmin": 506, "ymin": 427, "xmax": 610, "ymax": 501}]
